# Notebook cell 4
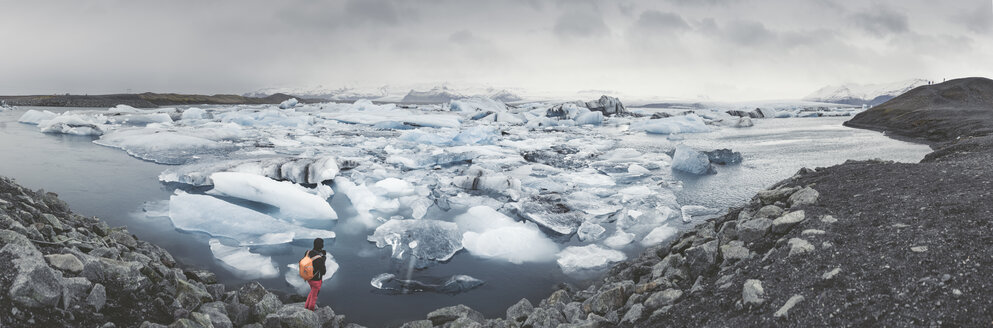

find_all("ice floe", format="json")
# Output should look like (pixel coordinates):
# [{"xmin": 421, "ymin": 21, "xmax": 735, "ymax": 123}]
[
  {"xmin": 209, "ymin": 239, "xmax": 279, "ymax": 279},
  {"xmin": 168, "ymin": 192, "xmax": 334, "ymax": 245},
  {"xmin": 207, "ymin": 172, "xmax": 337, "ymax": 221}
]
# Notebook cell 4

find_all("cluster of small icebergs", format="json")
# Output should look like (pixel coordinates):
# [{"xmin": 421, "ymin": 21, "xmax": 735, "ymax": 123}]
[{"xmin": 16, "ymin": 97, "xmax": 851, "ymax": 294}]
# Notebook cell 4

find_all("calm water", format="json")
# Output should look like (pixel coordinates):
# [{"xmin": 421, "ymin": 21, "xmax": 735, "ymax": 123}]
[{"xmin": 0, "ymin": 107, "xmax": 931, "ymax": 327}]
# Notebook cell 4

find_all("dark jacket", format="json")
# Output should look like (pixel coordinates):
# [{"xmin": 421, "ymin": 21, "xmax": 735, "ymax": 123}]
[{"xmin": 306, "ymin": 249, "xmax": 327, "ymax": 281}]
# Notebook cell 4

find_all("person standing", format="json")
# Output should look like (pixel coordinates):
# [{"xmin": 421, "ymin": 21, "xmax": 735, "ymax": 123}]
[{"xmin": 304, "ymin": 238, "xmax": 327, "ymax": 311}]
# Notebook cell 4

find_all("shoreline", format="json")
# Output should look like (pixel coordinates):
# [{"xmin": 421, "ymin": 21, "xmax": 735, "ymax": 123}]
[{"xmin": 2, "ymin": 78, "xmax": 991, "ymax": 327}]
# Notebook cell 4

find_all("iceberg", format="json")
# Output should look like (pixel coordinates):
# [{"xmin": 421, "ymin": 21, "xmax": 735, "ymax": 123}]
[
  {"xmin": 680, "ymin": 205, "xmax": 720, "ymax": 223},
  {"xmin": 38, "ymin": 113, "xmax": 107, "ymax": 136},
  {"xmin": 370, "ymin": 273, "xmax": 484, "ymax": 295},
  {"xmin": 556, "ymin": 244, "xmax": 626, "ymax": 272},
  {"xmin": 603, "ymin": 229, "xmax": 636, "ymax": 249},
  {"xmin": 630, "ymin": 114, "xmax": 711, "ymax": 135},
  {"xmin": 368, "ymin": 219, "xmax": 463, "ymax": 263},
  {"xmin": 208, "ymin": 239, "xmax": 279, "ymax": 279},
  {"xmin": 95, "ymin": 128, "xmax": 238, "ymax": 165},
  {"xmin": 181, "ymin": 107, "xmax": 208, "ymax": 120},
  {"xmin": 574, "ymin": 111, "xmax": 604, "ymax": 125},
  {"xmin": 671, "ymin": 145, "xmax": 714, "ymax": 175},
  {"xmin": 279, "ymin": 98, "xmax": 299, "ymax": 109},
  {"xmin": 17, "ymin": 109, "xmax": 58, "ymax": 125},
  {"xmin": 457, "ymin": 206, "xmax": 559, "ymax": 264},
  {"xmin": 207, "ymin": 172, "xmax": 337, "ymax": 221},
  {"xmin": 168, "ymin": 192, "xmax": 335, "ymax": 245},
  {"xmin": 371, "ymin": 178, "xmax": 417, "ymax": 198},
  {"xmin": 577, "ymin": 222, "xmax": 606, "ymax": 242}
]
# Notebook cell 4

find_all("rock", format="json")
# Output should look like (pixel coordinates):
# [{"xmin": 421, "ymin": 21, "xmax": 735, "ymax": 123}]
[
  {"xmin": 263, "ymin": 304, "xmax": 321, "ymax": 328},
  {"xmin": 911, "ymin": 246, "xmax": 928, "ymax": 253},
  {"xmin": 522, "ymin": 307, "xmax": 566, "ymax": 327},
  {"xmin": 582, "ymin": 282, "xmax": 631, "ymax": 315},
  {"xmin": 445, "ymin": 317, "xmax": 483, "ymax": 328},
  {"xmin": 175, "ymin": 279, "xmax": 213, "ymax": 311},
  {"xmin": 787, "ymin": 187, "xmax": 819, "ymax": 208},
  {"xmin": 742, "ymin": 279, "xmax": 765, "ymax": 306},
  {"xmin": 820, "ymin": 215, "xmax": 838, "ymax": 223},
  {"xmin": 1, "ymin": 241, "xmax": 63, "ymax": 309},
  {"xmin": 773, "ymin": 294, "xmax": 805, "ymax": 318},
  {"xmin": 40, "ymin": 213, "xmax": 64, "ymax": 230},
  {"xmin": 59, "ymin": 276, "xmax": 93, "ymax": 310},
  {"xmin": 400, "ymin": 320, "xmax": 433, "ymax": 328},
  {"xmin": 704, "ymin": 149, "xmax": 743, "ymax": 165},
  {"xmin": 738, "ymin": 218, "xmax": 773, "ymax": 243},
  {"xmin": 505, "ymin": 298, "xmax": 533, "ymax": 322},
  {"xmin": 237, "ymin": 282, "xmax": 282, "ymax": 322},
  {"xmin": 78, "ymin": 255, "xmax": 150, "ymax": 291},
  {"xmin": 651, "ymin": 253, "xmax": 686, "ymax": 282},
  {"xmin": 620, "ymin": 303, "xmax": 644, "ymax": 324},
  {"xmin": 543, "ymin": 289, "xmax": 572, "ymax": 306},
  {"xmin": 801, "ymin": 229, "xmax": 825, "ymax": 236},
  {"xmin": 109, "ymin": 230, "xmax": 138, "ymax": 248},
  {"xmin": 427, "ymin": 304, "xmax": 484, "ymax": 325},
  {"xmin": 45, "ymin": 253, "xmax": 84, "ymax": 273},
  {"xmin": 787, "ymin": 238, "xmax": 815, "ymax": 256},
  {"xmin": 140, "ymin": 322, "xmax": 170, "ymax": 328},
  {"xmin": 720, "ymin": 240, "xmax": 752, "ymax": 262},
  {"xmin": 87, "ymin": 283, "xmax": 107, "ymax": 311},
  {"xmin": 755, "ymin": 205, "xmax": 784, "ymax": 219},
  {"xmin": 755, "ymin": 187, "xmax": 799, "ymax": 205},
  {"xmin": 561, "ymin": 302, "xmax": 584, "ymax": 323},
  {"xmin": 200, "ymin": 302, "xmax": 233, "ymax": 328},
  {"xmin": 225, "ymin": 301, "xmax": 251, "ymax": 327},
  {"xmin": 771, "ymin": 210, "xmax": 806, "ymax": 234},
  {"xmin": 684, "ymin": 240, "xmax": 719, "ymax": 277},
  {"xmin": 822, "ymin": 268, "xmax": 841, "ymax": 280},
  {"xmin": 644, "ymin": 288, "xmax": 682, "ymax": 310}
]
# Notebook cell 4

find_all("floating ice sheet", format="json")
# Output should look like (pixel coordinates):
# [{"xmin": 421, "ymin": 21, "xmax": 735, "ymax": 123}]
[
  {"xmin": 208, "ymin": 239, "xmax": 279, "ymax": 279},
  {"xmin": 95, "ymin": 127, "xmax": 238, "ymax": 164},
  {"xmin": 370, "ymin": 273, "xmax": 484, "ymax": 295},
  {"xmin": 368, "ymin": 219, "xmax": 463, "ymax": 263},
  {"xmin": 456, "ymin": 206, "xmax": 559, "ymax": 264},
  {"xmin": 208, "ymin": 172, "xmax": 337, "ymax": 221},
  {"xmin": 168, "ymin": 192, "xmax": 334, "ymax": 245},
  {"xmin": 556, "ymin": 244, "xmax": 627, "ymax": 272},
  {"xmin": 283, "ymin": 258, "xmax": 339, "ymax": 295}
]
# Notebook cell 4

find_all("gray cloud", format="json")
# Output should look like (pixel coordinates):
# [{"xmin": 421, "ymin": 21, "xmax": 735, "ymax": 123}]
[
  {"xmin": 0, "ymin": 0, "xmax": 990, "ymax": 101},
  {"xmin": 633, "ymin": 10, "xmax": 690, "ymax": 32},
  {"xmin": 553, "ymin": 11, "xmax": 610, "ymax": 38},
  {"xmin": 851, "ymin": 5, "xmax": 910, "ymax": 36}
]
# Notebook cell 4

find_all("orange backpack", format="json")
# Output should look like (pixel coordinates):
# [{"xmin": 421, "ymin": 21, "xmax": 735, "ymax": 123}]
[{"xmin": 299, "ymin": 250, "xmax": 323, "ymax": 280}]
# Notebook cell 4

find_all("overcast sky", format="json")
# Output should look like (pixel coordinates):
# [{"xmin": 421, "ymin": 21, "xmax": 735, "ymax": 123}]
[{"xmin": 1, "ymin": 0, "xmax": 991, "ymax": 101}]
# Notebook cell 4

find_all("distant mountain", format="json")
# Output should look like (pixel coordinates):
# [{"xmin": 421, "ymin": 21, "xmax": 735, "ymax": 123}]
[
  {"xmin": 0, "ymin": 92, "xmax": 298, "ymax": 108},
  {"xmin": 401, "ymin": 86, "xmax": 467, "ymax": 104},
  {"xmin": 244, "ymin": 86, "xmax": 390, "ymax": 102},
  {"xmin": 487, "ymin": 89, "xmax": 523, "ymax": 103},
  {"xmin": 804, "ymin": 79, "xmax": 928, "ymax": 106}
]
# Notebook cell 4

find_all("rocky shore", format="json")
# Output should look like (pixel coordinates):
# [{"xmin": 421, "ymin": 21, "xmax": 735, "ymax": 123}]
[
  {"xmin": 3, "ymin": 77, "xmax": 991, "ymax": 327},
  {"xmin": 0, "ymin": 177, "xmax": 361, "ymax": 328}
]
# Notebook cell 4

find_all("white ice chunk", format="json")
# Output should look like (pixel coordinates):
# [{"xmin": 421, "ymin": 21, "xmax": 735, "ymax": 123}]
[
  {"xmin": 640, "ymin": 225, "xmax": 678, "ymax": 246},
  {"xmin": 680, "ymin": 205, "xmax": 720, "ymax": 223},
  {"xmin": 556, "ymin": 244, "xmax": 627, "ymax": 272},
  {"xmin": 574, "ymin": 111, "xmax": 604, "ymax": 125},
  {"xmin": 208, "ymin": 239, "xmax": 279, "ymax": 279},
  {"xmin": 371, "ymin": 178, "xmax": 417, "ymax": 198},
  {"xmin": 368, "ymin": 219, "xmax": 463, "ymax": 262},
  {"xmin": 17, "ymin": 109, "xmax": 58, "ymax": 125},
  {"xmin": 603, "ymin": 230, "xmax": 636, "ymax": 249},
  {"xmin": 455, "ymin": 206, "xmax": 559, "ymax": 264},
  {"xmin": 671, "ymin": 145, "xmax": 713, "ymax": 175},
  {"xmin": 181, "ymin": 107, "xmax": 208, "ymax": 120},
  {"xmin": 168, "ymin": 192, "xmax": 335, "ymax": 245},
  {"xmin": 208, "ymin": 172, "xmax": 337, "ymax": 221},
  {"xmin": 113, "ymin": 113, "xmax": 173, "ymax": 125},
  {"xmin": 577, "ymin": 222, "xmax": 606, "ymax": 242},
  {"xmin": 108, "ymin": 104, "xmax": 140, "ymax": 113},
  {"xmin": 279, "ymin": 98, "xmax": 299, "ymax": 109},
  {"xmin": 95, "ymin": 128, "xmax": 237, "ymax": 164},
  {"xmin": 38, "ymin": 114, "xmax": 107, "ymax": 136},
  {"xmin": 449, "ymin": 97, "xmax": 507, "ymax": 113},
  {"xmin": 630, "ymin": 114, "xmax": 711, "ymax": 135}
]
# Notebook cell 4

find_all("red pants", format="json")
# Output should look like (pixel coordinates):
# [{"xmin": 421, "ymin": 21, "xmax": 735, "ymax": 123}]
[{"xmin": 305, "ymin": 280, "xmax": 322, "ymax": 311}]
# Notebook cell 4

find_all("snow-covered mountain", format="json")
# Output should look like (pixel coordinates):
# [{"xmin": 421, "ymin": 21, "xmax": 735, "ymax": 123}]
[
  {"xmin": 246, "ymin": 84, "xmax": 526, "ymax": 104},
  {"xmin": 803, "ymin": 79, "xmax": 928, "ymax": 106},
  {"xmin": 243, "ymin": 86, "xmax": 392, "ymax": 101}
]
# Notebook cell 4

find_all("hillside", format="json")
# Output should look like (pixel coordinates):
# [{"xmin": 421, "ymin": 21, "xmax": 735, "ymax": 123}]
[
  {"xmin": 804, "ymin": 79, "xmax": 927, "ymax": 106},
  {"xmin": 0, "ymin": 93, "xmax": 303, "ymax": 108},
  {"xmin": 845, "ymin": 77, "xmax": 993, "ymax": 143}
]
